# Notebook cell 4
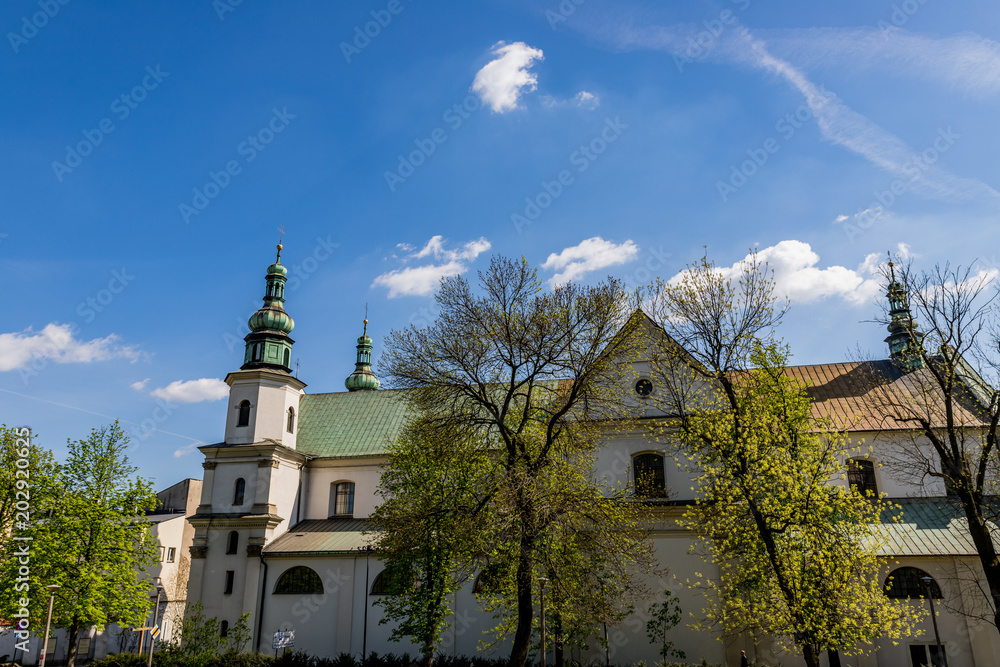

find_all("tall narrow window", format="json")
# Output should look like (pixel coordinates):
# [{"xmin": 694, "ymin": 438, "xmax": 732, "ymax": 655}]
[
  {"xmin": 226, "ymin": 531, "xmax": 239, "ymax": 555},
  {"xmin": 330, "ymin": 482, "xmax": 355, "ymax": 516},
  {"xmin": 283, "ymin": 349, "xmax": 291, "ymax": 367},
  {"xmin": 220, "ymin": 621, "xmax": 229, "ymax": 638},
  {"xmin": 233, "ymin": 478, "xmax": 246, "ymax": 506},
  {"xmin": 224, "ymin": 570, "xmax": 235, "ymax": 595},
  {"xmin": 237, "ymin": 400, "xmax": 251, "ymax": 427},
  {"xmin": 847, "ymin": 459, "xmax": 878, "ymax": 496},
  {"xmin": 287, "ymin": 407, "xmax": 295, "ymax": 434},
  {"xmin": 633, "ymin": 453, "xmax": 666, "ymax": 498}
]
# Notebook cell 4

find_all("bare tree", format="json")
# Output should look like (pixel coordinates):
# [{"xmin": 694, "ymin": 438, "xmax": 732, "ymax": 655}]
[{"xmin": 860, "ymin": 259, "xmax": 1000, "ymax": 633}]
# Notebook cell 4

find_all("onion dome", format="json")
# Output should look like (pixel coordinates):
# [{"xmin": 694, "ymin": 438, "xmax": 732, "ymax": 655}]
[
  {"xmin": 345, "ymin": 319, "xmax": 380, "ymax": 391},
  {"xmin": 241, "ymin": 241, "xmax": 296, "ymax": 373}
]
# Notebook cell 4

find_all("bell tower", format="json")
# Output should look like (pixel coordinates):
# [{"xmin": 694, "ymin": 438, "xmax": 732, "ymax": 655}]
[
  {"xmin": 884, "ymin": 258, "xmax": 925, "ymax": 372},
  {"xmin": 224, "ymin": 241, "xmax": 306, "ymax": 447}
]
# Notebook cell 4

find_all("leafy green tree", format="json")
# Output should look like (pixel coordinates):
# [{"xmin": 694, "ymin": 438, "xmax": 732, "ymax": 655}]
[
  {"xmin": 643, "ymin": 253, "xmax": 923, "ymax": 667},
  {"xmin": 645, "ymin": 589, "xmax": 684, "ymax": 661},
  {"xmin": 379, "ymin": 256, "xmax": 658, "ymax": 667},
  {"xmin": 369, "ymin": 418, "xmax": 484, "ymax": 667},
  {"xmin": 0, "ymin": 422, "xmax": 160, "ymax": 667},
  {"xmin": 0, "ymin": 424, "xmax": 60, "ymax": 556}
]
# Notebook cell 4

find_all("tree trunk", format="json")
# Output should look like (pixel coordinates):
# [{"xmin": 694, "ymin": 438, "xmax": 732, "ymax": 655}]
[
  {"xmin": 509, "ymin": 532, "xmax": 534, "ymax": 667},
  {"xmin": 66, "ymin": 619, "xmax": 80, "ymax": 667},
  {"xmin": 422, "ymin": 652, "xmax": 434, "ymax": 667},
  {"xmin": 801, "ymin": 643, "xmax": 820, "ymax": 667},
  {"xmin": 960, "ymin": 495, "xmax": 1000, "ymax": 635}
]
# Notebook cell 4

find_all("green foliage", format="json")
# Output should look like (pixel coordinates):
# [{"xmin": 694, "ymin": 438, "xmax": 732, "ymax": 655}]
[
  {"xmin": 645, "ymin": 590, "xmax": 685, "ymax": 660},
  {"xmin": 174, "ymin": 602, "xmax": 227, "ymax": 658},
  {"xmin": 644, "ymin": 253, "xmax": 923, "ymax": 667},
  {"xmin": 378, "ymin": 256, "xmax": 659, "ymax": 666},
  {"xmin": 0, "ymin": 422, "xmax": 160, "ymax": 667},
  {"xmin": 228, "ymin": 613, "xmax": 253, "ymax": 653},
  {"xmin": 89, "ymin": 652, "xmax": 148, "ymax": 667}
]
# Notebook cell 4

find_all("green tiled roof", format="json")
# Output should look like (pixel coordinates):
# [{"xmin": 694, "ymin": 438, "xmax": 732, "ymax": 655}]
[
  {"xmin": 296, "ymin": 389, "xmax": 413, "ymax": 458},
  {"xmin": 263, "ymin": 518, "xmax": 372, "ymax": 554},
  {"xmin": 876, "ymin": 497, "xmax": 1000, "ymax": 557}
]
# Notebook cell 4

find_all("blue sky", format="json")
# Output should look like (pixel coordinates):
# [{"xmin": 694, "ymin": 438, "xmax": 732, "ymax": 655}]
[{"xmin": 2, "ymin": 0, "xmax": 999, "ymax": 487}]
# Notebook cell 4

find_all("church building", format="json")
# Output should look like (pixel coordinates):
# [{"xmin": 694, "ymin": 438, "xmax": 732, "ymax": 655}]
[{"xmin": 184, "ymin": 246, "xmax": 1000, "ymax": 667}]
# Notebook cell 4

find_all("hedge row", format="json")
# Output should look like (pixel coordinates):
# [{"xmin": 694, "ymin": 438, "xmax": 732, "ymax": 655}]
[{"xmin": 87, "ymin": 651, "xmax": 720, "ymax": 667}]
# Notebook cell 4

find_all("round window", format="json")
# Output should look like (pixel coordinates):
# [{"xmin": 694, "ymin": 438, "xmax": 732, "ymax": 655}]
[{"xmin": 635, "ymin": 379, "xmax": 653, "ymax": 397}]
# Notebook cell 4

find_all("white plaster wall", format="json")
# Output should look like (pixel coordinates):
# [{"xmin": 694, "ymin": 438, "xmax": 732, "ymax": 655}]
[
  {"xmin": 211, "ymin": 462, "xmax": 261, "ymax": 511},
  {"xmin": 304, "ymin": 462, "xmax": 385, "ymax": 520},
  {"xmin": 594, "ymin": 435, "xmax": 694, "ymax": 501},
  {"xmin": 225, "ymin": 376, "xmax": 303, "ymax": 448}
]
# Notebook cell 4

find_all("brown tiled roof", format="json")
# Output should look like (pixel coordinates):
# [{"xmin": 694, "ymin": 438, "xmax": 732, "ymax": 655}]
[{"xmin": 782, "ymin": 360, "xmax": 988, "ymax": 432}]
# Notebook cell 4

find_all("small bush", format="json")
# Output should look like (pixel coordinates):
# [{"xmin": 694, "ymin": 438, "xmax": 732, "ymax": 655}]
[{"xmin": 90, "ymin": 654, "xmax": 148, "ymax": 667}]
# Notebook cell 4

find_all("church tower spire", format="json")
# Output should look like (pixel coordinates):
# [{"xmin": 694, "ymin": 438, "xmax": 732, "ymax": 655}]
[
  {"xmin": 243, "ymin": 242, "xmax": 295, "ymax": 373},
  {"xmin": 884, "ymin": 257, "xmax": 925, "ymax": 371},
  {"xmin": 345, "ymin": 317, "xmax": 380, "ymax": 391}
]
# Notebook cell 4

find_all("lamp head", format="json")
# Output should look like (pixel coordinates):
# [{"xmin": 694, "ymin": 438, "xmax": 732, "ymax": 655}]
[{"xmin": 46, "ymin": 584, "xmax": 60, "ymax": 593}]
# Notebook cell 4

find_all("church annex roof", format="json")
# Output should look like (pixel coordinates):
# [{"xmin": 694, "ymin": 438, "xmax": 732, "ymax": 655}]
[
  {"xmin": 877, "ymin": 497, "xmax": 1000, "ymax": 557},
  {"xmin": 262, "ymin": 518, "xmax": 371, "ymax": 554},
  {"xmin": 782, "ymin": 360, "xmax": 988, "ymax": 432},
  {"xmin": 296, "ymin": 388, "xmax": 412, "ymax": 458}
]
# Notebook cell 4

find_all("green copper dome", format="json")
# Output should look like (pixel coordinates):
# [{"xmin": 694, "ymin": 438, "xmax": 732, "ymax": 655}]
[
  {"xmin": 241, "ymin": 241, "xmax": 296, "ymax": 373},
  {"xmin": 249, "ymin": 305, "xmax": 295, "ymax": 334},
  {"xmin": 345, "ymin": 319, "xmax": 380, "ymax": 391}
]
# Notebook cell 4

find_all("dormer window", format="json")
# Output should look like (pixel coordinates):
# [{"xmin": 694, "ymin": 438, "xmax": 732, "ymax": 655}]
[
  {"xmin": 237, "ymin": 400, "xmax": 251, "ymax": 427},
  {"xmin": 287, "ymin": 407, "xmax": 296, "ymax": 434}
]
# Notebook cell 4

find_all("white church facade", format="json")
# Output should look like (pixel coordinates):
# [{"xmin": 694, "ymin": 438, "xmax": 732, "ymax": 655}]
[{"xmin": 184, "ymin": 246, "xmax": 1000, "ymax": 667}]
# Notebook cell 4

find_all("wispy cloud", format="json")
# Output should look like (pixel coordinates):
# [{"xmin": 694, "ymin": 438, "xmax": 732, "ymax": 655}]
[
  {"xmin": 173, "ymin": 440, "xmax": 207, "ymax": 458},
  {"xmin": 542, "ymin": 90, "xmax": 601, "ymax": 110},
  {"xmin": 150, "ymin": 378, "xmax": 229, "ymax": 403},
  {"xmin": 130, "ymin": 378, "xmax": 150, "ymax": 391},
  {"xmin": 472, "ymin": 41, "xmax": 544, "ymax": 113},
  {"xmin": 373, "ymin": 235, "xmax": 492, "ymax": 297},
  {"xmin": 543, "ymin": 237, "xmax": 639, "ymax": 286},
  {"xmin": 0, "ymin": 323, "xmax": 141, "ymax": 372},
  {"xmin": 581, "ymin": 20, "xmax": 999, "ymax": 204}
]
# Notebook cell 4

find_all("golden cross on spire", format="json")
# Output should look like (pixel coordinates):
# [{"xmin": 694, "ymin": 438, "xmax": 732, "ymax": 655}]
[{"xmin": 275, "ymin": 225, "xmax": 285, "ymax": 262}]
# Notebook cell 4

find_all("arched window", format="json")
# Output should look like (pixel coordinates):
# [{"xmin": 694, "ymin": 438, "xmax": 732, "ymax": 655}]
[
  {"xmin": 274, "ymin": 566, "xmax": 323, "ymax": 594},
  {"xmin": 237, "ymin": 400, "xmax": 251, "ymax": 427},
  {"xmin": 226, "ymin": 531, "xmax": 239, "ymax": 555},
  {"xmin": 330, "ymin": 482, "xmax": 355, "ymax": 517},
  {"xmin": 252, "ymin": 343, "xmax": 263, "ymax": 362},
  {"xmin": 283, "ymin": 349, "xmax": 291, "ymax": 368},
  {"xmin": 633, "ymin": 453, "xmax": 666, "ymax": 498},
  {"xmin": 848, "ymin": 458, "xmax": 878, "ymax": 496},
  {"xmin": 287, "ymin": 407, "xmax": 295, "ymax": 434},
  {"xmin": 219, "ymin": 621, "xmax": 229, "ymax": 638},
  {"xmin": 370, "ymin": 566, "xmax": 411, "ymax": 596},
  {"xmin": 233, "ymin": 478, "xmax": 246, "ymax": 506},
  {"xmin": 884, "ymin": 567, "xmax": 943, "ymax": 599}
]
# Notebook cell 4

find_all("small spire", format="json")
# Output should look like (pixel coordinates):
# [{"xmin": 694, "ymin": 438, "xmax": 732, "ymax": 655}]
[
  {"xmin": 276, "ymin": 225, "xmax": 285, "ymax": 263},
  {"xmin": 884, "ymin": 254, "xmax": 924, "ymax": 371},
  {"xmin": 345, "ymin": 315, "xmax": 380, "ymax": 391}
]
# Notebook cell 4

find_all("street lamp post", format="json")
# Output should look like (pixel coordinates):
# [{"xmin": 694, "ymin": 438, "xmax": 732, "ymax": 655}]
[
  {"xmin": 148, "ymin": 580, "xmax": 163, "ymax": 667},
  {"xmin": 921, "ymin": 575, "xmax": 948, "ymax": 667},
  {"xmin": 538, "ymin": 578, "xmax": 548, "ymax": 667},
  {"xmin": 39, "ymin": 585, "xmax": 60, "ymax": 667}
]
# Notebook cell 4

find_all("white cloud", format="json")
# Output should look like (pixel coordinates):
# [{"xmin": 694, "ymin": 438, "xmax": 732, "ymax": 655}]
[
  {"xmin": 574, "ymin": 90, "xmax": 600, "ymax": 109},
  {"xmin": 150, "ymin": 378, "xmax": 229, "ymax": 404},
  {"xmin": 0, "ymin": 323, "xmax": 141, "ymax": 372},
  {"xmin": 372, "ymin": 236, "xmax": 492, "ymax": 298},
  {"xmin": 542, "ymin": 237, "xmax": 639, "ymax": 286},
  {"xmin": 681, "ymin": 240, "xmax": 914, "ymax": 307},
  {"xmin": 472, "ymin": 41, "xmax": 544, "ymax": 113},
  {"xmin": 173, "ymin": 440, "xmax": 207, "ymax": 458},
  {"xmin": 130, "ymin": 378, "xmax": 150, "ymax": 391}
]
